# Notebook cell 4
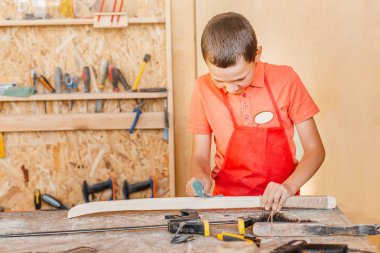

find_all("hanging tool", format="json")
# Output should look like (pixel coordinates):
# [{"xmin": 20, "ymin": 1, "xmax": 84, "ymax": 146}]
[
  {"xmin": 82, "ymin": 178, "xmax": 116, "ymax": 203},
  {"xmin": 0, "ymin": 83, "xmax": 16, "ymax": 95},
  {"xmin": 95, "ymin": 60, "xmax": 109, "ymax": 113},
  {"xmin": 117, "ymin": 0, "xmax": 124, "ymax": 22},
  {"xmin": 0, "ymin": 134, "xmax": 5, "ymax": 158},
  {"xmin": 64, "ymin": 74, "xmax": 80, "ymax": 111},
  {"xmin": 135, "ymin": 87, "xmax": 167, "ymax": 92},
  {"xmin": 54, "ymin": 67, "xmax": 63, "ymax": 113},
  {"xmin": 42, "ymin": 194, "xmax": 68, "ymax": 210},
  {"xmin": 108, "ymin": 65, "xmax": 120, "ymax": 92},
  {"xmin": 253, "ymin": 223, "xmax": 380, "ymax": 237},
  {"xmin": 123, "ymin": 176, "xmax": 155, "ymax": 199},
  {"xmin": 110, "ymin": 0, "xmax": 118, "ymax": 23},
  {"xmin": 116, "ymin": 68, "xmax": 131, "ymax": 91},
  {"xmin": 37, "ymin": 74, "xmax": 56, "ymax": 93},
  {"xmin": 82, "ymin": 66, "xmax": 91, "ymax": 113},
  {"xmin": 132, "ymin": 54, "xmax": 151, "ymax": 91},
  {"xmin": 163, "ymin": 98, "xmax": 168, "ymax": 142},
  {"xmin": 108, "ymin": 65, "xmax": 121, "ymax": 111},
  {"xmin": 31, "ymin": 70, "xmax": 38, "ymax": 113},
  {"xmin": 97, "ymin": 0, "xmax": 106, "ymax": 21},
  {"xmin": 34, "ymin": 189, "xmax": 42, "ymax": 210},
  {"xmin": 129, "ymin": 100, "xmax": 145, "ymax": 134}
]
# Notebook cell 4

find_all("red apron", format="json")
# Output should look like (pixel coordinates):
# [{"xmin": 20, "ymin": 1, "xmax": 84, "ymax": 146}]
[{"xmin": 212, "ymin": 74, "xmax": 297, "ymax": 196}]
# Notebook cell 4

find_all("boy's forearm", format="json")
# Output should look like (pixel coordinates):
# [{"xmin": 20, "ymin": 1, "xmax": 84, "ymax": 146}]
[
  {"xmin": 190, "ymin": 156, "xmax": 211, "ymax": 178},
  {"xmin": 283, "ymin": 147, "xmax": 325, "ymax": 194}
]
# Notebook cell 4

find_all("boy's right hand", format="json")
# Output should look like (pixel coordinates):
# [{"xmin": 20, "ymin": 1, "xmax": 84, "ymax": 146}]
[{"xmin": 186, "ymin": 177, "xmax": 212, "ymax": 197}]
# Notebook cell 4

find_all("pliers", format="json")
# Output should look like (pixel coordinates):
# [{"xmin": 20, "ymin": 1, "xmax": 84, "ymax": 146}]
[{"xmin": 130, "ymin": 100, "xmax": 145, "ymax": 134}]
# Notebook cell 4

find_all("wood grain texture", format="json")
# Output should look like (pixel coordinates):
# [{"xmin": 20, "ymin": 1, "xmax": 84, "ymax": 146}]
[
  {"xmin": 0, "ymin": 112, "xmax": 164, "ymax": 132},
  {"xmin": 68, "ymin": 196, "xmax": 336, "ymax": 218},
  {"xmin": 0, "ymin": 208, "xmax": 377, "ymax": 252}
]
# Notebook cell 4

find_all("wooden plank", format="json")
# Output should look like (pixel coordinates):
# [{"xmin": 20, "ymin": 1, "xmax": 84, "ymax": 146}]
[
  {"xmin": 67, "ymin": 196, "xmax": 336, "ymax": 218},
  {"xmin": 0, "ymin": 18, "xmax": 165, "ymax": 27},
  {"xmin": 252, "ymin": 223, "xmax": 379, "ymax": 237},
  {"xmin": 165, "ymin": 0, "xmax": 175, "ymax": 197},
  {"xmin": 0, "ymin": 112, "xmax": 164, "ymax": 132},
  {"xmin": 0, "ymin": 92, "xmax": 167, "ymax": 102}
]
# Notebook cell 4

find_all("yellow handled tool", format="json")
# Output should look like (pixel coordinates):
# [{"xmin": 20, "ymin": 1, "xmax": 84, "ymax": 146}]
[
  {"xmin": 132, "ymin": 54, "xmax": 151, "ymax": 91},
  {"xmin": 0, "ymin": 133, "xmax": 5, "ymax": 158}
]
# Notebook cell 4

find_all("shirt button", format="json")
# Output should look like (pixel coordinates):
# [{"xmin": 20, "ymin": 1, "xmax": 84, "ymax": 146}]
[
  {"xmin": 244, "ymin": 115, "xmax": 249, "ymax": 121},
  {"xmin": 243, "ymin": 103, "xmax": 248, "ymax": 109},
  {"xmin": 242, "ymin": 93, "xmax": 247, "ymax": 98}
]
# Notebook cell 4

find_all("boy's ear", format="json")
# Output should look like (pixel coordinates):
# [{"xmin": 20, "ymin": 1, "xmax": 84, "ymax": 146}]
[{"xmin": 255, "ymin": 46, "xmax": 262, "ymax": 62}]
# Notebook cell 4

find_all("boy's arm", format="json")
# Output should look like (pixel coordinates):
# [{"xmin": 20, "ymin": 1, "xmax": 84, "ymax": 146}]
[
  {"xmin": 185, "ymin": 134, "xmax": 213, "ymax": 196},
  {"xmin": 261, "ymin": 117, "xmax": 325, "ymax": 210}
]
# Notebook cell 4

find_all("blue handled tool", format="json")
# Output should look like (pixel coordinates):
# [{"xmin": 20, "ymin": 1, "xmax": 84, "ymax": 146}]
[{"xmin": 129, "ymin": 100, "xmax": 145, "ymax": 134}]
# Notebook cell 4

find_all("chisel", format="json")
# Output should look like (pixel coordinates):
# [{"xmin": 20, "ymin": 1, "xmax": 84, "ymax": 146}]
[
  {"xmin": 82, "ymin": 66, "xmax": 91, "ymax": 113},
  {"xmin": 95, "ymin": 60, "xmax": 108, "ymax": 113}
]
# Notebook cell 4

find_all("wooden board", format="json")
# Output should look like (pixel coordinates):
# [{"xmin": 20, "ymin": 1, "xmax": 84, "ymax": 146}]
[
  {"xmin": 68, "ymin": 196, "xmax": 337, "ymax": 218},
  {"xmin": 0, "ymin": 208, "xmax": 376, "ymax": 252}
]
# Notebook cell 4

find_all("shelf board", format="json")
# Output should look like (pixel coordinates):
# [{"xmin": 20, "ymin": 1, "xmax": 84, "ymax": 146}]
[
  {"xmin": 0, "ymin": 17, "xmax": 165, "ymax": 27},
  {"xmin": 0, "ymin": 112, "xmax": 164, "ymax": 132},
  {"xmin": 0, "ymin": 92, "xmax": 167, "ymax": 102}
]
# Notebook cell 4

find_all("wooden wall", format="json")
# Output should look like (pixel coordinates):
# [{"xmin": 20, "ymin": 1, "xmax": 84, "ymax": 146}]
[
  {"xmin": 172, "ymin": 0, "xmax": 380, "ymax": 228},
  {"xmin": 0, "ymin": 0, "xmax": 171, "ymax": 211}
]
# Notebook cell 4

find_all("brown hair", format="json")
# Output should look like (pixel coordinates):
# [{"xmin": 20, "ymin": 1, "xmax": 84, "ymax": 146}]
[{"xmin": 201, "ymin": 12, "xmax": 257, "ymax": 68}]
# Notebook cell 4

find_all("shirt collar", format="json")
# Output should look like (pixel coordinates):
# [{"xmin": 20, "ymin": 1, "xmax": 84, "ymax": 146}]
[{"xmin": 250, "ymin": 61, "xmax": 265, "ymax": 88}]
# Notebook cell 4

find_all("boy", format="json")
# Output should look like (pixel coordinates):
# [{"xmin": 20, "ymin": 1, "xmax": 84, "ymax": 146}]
[{"xmin": 186, "ymin": 12, "xmax": 325, "ymax": 211}]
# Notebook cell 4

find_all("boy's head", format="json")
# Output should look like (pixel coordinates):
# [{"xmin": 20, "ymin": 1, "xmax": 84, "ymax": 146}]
[
  {"xmin": 201, "ymin": 12, "xmax": 258, "ymax": 68},
  {"xmin": 201, "ymin": 12, "xmax": 261, "ymax": 94}
]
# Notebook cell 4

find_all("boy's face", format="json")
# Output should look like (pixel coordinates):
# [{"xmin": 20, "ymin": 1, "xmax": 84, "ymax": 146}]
[{"xmin": 207, "ymin": 47, "xmax": 262, "ymax": 94}]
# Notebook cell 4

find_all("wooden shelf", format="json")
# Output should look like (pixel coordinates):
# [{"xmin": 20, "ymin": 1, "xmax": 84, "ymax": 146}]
[
  {"xmin": 0, "ymin": 91, "xmax": 167, "ymax": 102},
  {"xmin": 0, "ymin": 112, "xmax": 164, "ymax": 132},
  {"xmin": 0, "ymin": 17, "xmax": 165, "ymax": 27}
]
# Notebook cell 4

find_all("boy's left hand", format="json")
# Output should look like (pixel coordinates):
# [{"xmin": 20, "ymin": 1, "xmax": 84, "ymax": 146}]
[{"xmin": 261, "ymin": 182, "xmax": 294, "ymax": 211}]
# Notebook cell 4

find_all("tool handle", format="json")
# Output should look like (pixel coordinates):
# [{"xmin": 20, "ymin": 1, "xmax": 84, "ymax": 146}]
[
  {"xmin": 163, "ymin": 98, "xmax": 169, "ymax": 141},
  {"xmin": 116, "ymin": 69, "xmax": 131, "ymax": 91},
  {"xmin": 54, "ymin": 67, "xmax": 63, "ymax": 93},
  {"xmin": 42, "ymin": 194, "xmax": 68, "ymax": 210},
  {"xmin": 99, "ymin": 60, "xmax": 109, "ymax": 90},
  {"xmin": 34, "ymin": 189, "xmax": 41, "ymax": 210},
  {"xmin": 39, "ymin": 75, "xmax": 56, "ymax": 93},
  {"xmin": 123, "ymin": 177, "xmax": 154, "ymax": 199},
  {"xmin": 137, "ymin": 88, "xmax": 167, "ymax": 92},
  {"xmin": 82, "ymin": 66, "xmax": 91, "ymax": 93},
  {"xmin": 129, "ymin": 109, "xmax": 142, "ymax": 134},
  {"xmin": 109, "ymin": 66, "xmax": 119, "ymax": 92}
]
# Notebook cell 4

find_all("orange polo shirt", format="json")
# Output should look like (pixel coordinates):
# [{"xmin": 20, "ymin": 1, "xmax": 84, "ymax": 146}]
[{"xmin": 188, "ymin": 62, "xmax": 319, "ymax": 173}]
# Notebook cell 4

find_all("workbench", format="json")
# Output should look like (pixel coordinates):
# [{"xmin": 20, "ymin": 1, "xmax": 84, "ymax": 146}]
[{"xmin": 0, "ymin": 208, "xmax": 377, "ymax": 252}]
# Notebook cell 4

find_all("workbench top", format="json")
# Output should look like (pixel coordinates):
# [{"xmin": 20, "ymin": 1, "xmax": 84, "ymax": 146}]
[{"xmin": 0, "ymin": 208, "xmax": 377, "ymax": 253}]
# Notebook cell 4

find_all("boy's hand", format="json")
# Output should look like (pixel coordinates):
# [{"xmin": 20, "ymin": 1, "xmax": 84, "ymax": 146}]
[
  {"xmin": 261, "ymin": 182, "xmax": 294, "ymax": 211},
  {"xmin": 186, "ymin": 177, "xmax": 212, "ymax": 197}
]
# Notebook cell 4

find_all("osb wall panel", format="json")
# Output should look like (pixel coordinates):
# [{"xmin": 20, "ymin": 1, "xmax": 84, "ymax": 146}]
[{"xmin": 0, "ymin": 0, "xmax": 169, "ymax": 211}]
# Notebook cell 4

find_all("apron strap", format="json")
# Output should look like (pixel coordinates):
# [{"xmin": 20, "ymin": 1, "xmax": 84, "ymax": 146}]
[
  {"xmin": 264, "ymin": 74, "xmax": 284, "ymax": 127},
  {"xmin": 222, "ymin": 91, "xmax": 238, "ymax": 127}
]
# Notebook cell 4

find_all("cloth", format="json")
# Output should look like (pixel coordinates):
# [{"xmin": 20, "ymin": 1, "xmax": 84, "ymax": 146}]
[{"xmin": 188, "ymin": 62, "xmax": 319, "ymax": 171}]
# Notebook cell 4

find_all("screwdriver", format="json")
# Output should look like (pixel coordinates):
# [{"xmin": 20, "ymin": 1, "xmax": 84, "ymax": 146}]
[
  {"xmin": 116, "ymin": 68, "xmax": 131, "ymax": 91},
  {"xmin": 42, "ymin": 194, "xmax": 68, "ymax": 210},
  {"xmin": 34, "ymin": 189, "xmax": 41, "ymax": 210},
  {"xmin": 108, "ymin": 65, "xmax": 120, "ymax": 92},
  {"xmin": 95, "ymin": 60, "xmax": 109, "ymax": 113},
  {"xmin": 82, "ymin": 66, "xmax": 91, "ymax": 113},
  {"xmin": 54, "ymin": 67, "xmax": 63, "ymax": 113}
]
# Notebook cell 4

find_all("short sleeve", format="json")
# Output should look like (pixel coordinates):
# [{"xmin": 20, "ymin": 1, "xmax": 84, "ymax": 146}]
[
  {"xmin": 187, "ymin": 80, "xmax": 212, "ymax": 134},
  {"xmin": 288, "ymin": 69, "xmax": 320, "ymax": 124}
]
